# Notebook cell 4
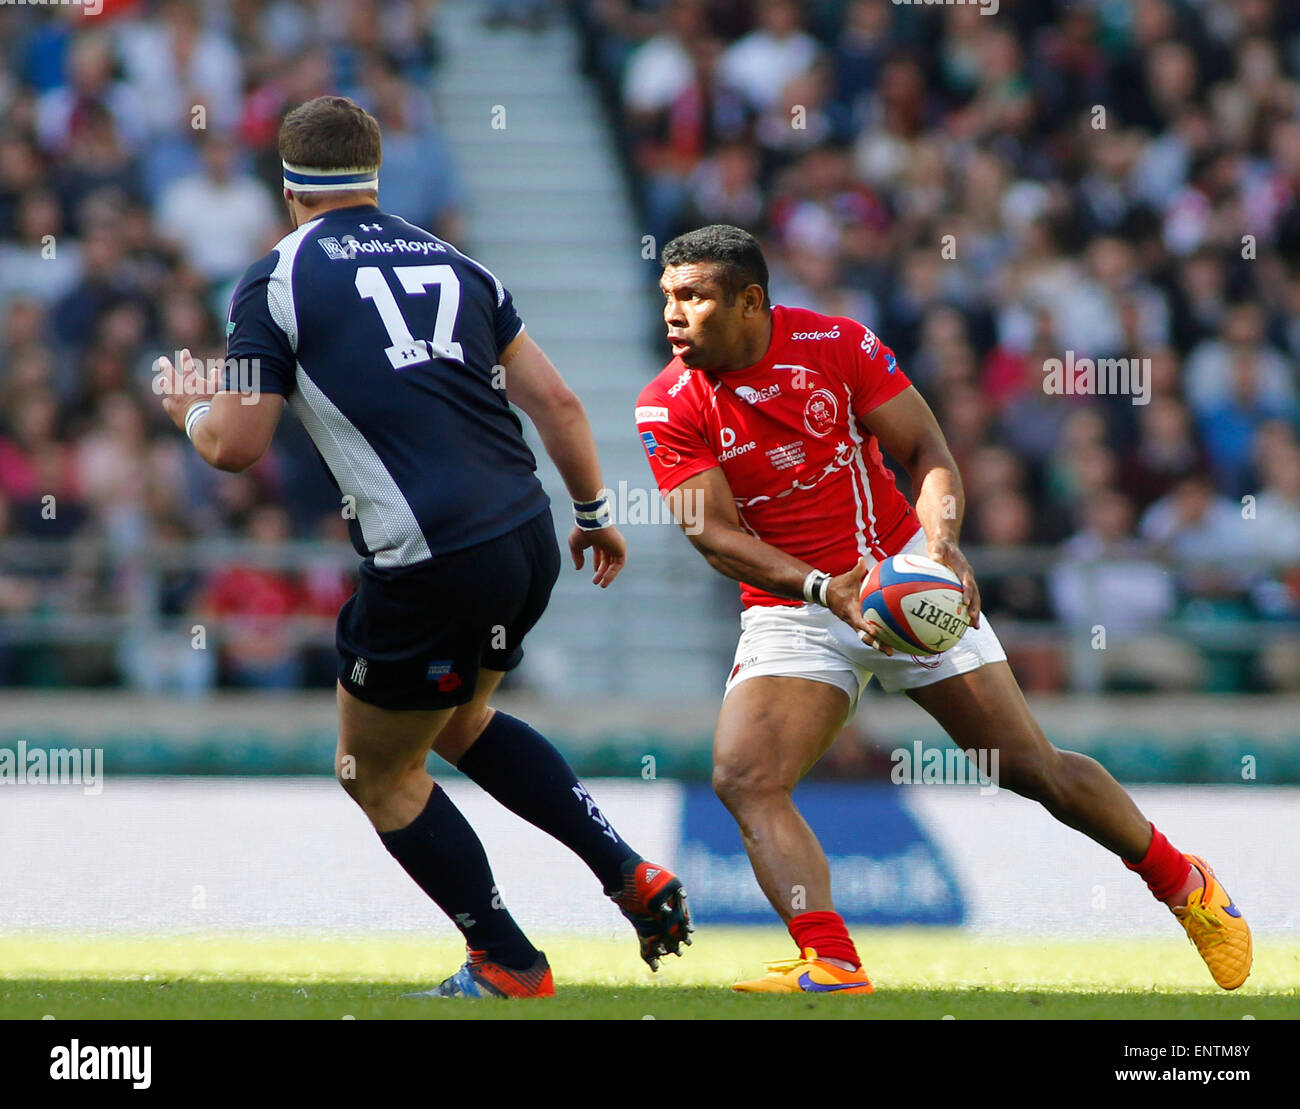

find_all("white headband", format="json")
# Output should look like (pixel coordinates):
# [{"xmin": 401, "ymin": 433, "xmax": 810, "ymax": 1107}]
[{"xmin": 282, "ymin": 161, "xmax": 379, "ymax": 193}]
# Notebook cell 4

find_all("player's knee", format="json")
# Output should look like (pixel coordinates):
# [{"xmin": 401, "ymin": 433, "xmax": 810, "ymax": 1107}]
[
  {"xmin": 334, "ymin": 750, "xmax": 353, "ymax": 790},
  {"xmin": 433, "ymin": 704, "xmax": 493, "ymax": 764},
  {"xmin": 712, "ymin": 759, "xmax": 790, "ymax": 811},
  {"xmin": 334, "ymin": 751, "xmax": 390, "ymax": 812}
]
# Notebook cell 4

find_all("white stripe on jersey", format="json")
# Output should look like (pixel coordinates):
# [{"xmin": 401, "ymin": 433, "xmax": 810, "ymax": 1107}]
[
  {"xmin": 733, "ymin": 501, "xmax": 761, "ymax": 539},
  {"xmin": 264, "ymin": 218, "xmax": 323, "ymax": 351},
  {"xmin": 291, "ymin": 364, "xmax": 434, "ymax": 569},
  {"xmin": 842, "ymin": 383, "xmax": 884, "ymax": 560}
]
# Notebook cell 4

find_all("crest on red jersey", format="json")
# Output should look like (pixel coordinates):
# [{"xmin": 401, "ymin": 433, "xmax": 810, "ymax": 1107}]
[{"xmin": 802, "ymin": 389, "xmax": 839, "ymax": 437}]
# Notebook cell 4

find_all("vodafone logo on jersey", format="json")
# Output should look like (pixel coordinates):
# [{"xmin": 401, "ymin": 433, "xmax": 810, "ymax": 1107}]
[
  {"xmin": 802, "ymin": 389, "xmax": 839, "ymax": 438},
  {"xmin": 719, "ymin": 425, "xmax": 756, "ymax": 461}
]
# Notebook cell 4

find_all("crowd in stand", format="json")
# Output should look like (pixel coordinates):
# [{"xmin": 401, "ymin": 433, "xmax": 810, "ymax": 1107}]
[
  {"xmin": 579, "ymin": 0, "xmax": 1300, "ymax": 690},
  {"xmin": 0, "ymin": 0, "xmax": 456, "ymax": 689},
  {"xmin": 1, "ymin": 0, "xmax": 1297, "ymax": 692}
]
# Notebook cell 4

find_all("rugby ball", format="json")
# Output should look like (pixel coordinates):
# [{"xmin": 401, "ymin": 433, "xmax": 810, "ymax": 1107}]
[{"xmin": 858, "ymin": 553, "xmax": 970, "ymax": 655}]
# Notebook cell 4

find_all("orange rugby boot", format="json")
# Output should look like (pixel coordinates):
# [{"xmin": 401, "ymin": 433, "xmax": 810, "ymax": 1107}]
[
  {"xmin": 732, "ymin": 947, "xmax": 874, "ymax": 994},
  {"xmin": 1171, "ymin": 854, "xmax": 1252, "ymax": 990}
]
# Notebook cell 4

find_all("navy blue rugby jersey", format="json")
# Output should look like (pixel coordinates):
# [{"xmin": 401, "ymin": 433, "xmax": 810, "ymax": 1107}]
[{"xmin": 224, "ymin": 205, "xmax": 549, "ymax": 567}]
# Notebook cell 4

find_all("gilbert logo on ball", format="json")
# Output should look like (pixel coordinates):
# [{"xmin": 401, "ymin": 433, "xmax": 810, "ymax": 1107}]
[{"xmin": 858, "ymin": 554, "xmax": 970, "ymax": 655}]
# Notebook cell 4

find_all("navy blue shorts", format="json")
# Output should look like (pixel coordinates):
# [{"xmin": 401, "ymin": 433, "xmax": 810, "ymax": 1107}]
[{"xmin": 336, "ymin": 508, "xmax": 560, "ymax": 710}]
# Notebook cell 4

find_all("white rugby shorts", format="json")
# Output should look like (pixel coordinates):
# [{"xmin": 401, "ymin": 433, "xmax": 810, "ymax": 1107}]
[{"xmin": 723, "ymin": 528, "xmax": 1007, "ymax": 708}]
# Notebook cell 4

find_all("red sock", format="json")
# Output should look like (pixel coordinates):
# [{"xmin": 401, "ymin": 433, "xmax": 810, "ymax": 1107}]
[
  {"xmin": 788, "ymin": 911, "xmax": 860, "ymax": 968},
  {"xmin": 1123, "ymin": 823, "xmax": 1195, "ymax": 903}
]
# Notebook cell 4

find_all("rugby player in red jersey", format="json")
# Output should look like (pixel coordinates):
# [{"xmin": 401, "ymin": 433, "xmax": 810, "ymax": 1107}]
[{"xmin": 635, "ymin": 225, "xmax": 1250, "ymax": 993}]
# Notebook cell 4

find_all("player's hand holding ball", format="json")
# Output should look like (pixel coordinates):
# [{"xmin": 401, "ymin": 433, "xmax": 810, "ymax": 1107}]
[
  {"xmin": 825, "ymin": 558, "xmax": 893, "ymax": 651},
  {"xmin": 924, "ymin": 535, "xmax": 981, "ymax": 629},
  {"xmin": 856, "ymin": 550, "xmax": 974, "ymax": 656}
]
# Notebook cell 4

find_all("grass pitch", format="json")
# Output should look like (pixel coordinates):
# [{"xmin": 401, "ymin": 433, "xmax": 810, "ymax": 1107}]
[{"xmin": 1, "ymin": 929, "xmax": 1297, "ymax": 1019}]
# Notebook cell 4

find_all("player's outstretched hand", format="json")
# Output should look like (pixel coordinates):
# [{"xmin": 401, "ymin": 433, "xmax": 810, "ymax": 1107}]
[
  {"xmin": 569, "ymin": 524, "xmax": 627, "ymax": 588},
  {"xmin": 925, "ymin": 536, "xmax": 981, "ymax": 628},
  {"xmin": 826, "ymin": 557, "xmax": 895, "ymax": 656},
  {"xmin": 155, "ymin": 348, "xmax": 221, "ymax": 432}
]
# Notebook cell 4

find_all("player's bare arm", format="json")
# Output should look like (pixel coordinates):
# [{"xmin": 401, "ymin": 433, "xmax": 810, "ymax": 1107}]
[
  {"xmin": 664, "ymin": 466, "xmax": 879, "ymax": 643},
  {"xmin": 862, "ymin": 385, "xmax": 981, "ymax": 627},
  {"xmin": 156, "ymin": 347, "xmax": 284, "ymax": 472},
  {"xmin": 500, "ymin": 331, "xmax": 626, "ymax": 587}
]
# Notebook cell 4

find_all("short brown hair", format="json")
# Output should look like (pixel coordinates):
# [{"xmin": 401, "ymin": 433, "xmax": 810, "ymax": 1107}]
[{"xmin": 278, "ymin": 96, "xmax": 381, "ymax": 204}]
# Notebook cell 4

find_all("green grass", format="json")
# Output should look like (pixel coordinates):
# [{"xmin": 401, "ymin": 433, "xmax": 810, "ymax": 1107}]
[{"xmin": 1, "ymin": 929, "xmax": 1297, "ymax": 1019}]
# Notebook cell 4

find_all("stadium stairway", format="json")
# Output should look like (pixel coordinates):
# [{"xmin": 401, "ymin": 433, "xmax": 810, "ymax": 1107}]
[{"xmin": 431, "ymin": 2, "xmax": 737, "ymax": 698}]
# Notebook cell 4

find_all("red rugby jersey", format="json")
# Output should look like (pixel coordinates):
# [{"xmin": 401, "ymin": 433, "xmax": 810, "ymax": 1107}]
[{"xmin": 636, "ymin": 305, "xmax": 920, "ymax": 608}]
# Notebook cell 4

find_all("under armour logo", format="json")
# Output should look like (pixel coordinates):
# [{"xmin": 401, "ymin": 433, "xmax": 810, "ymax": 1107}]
[
  {"xmin": 360, "ymin": 223, "xmax": 382, "ymax": 232},
  {"xmin": 351, "ymin": 657, "xmax": 368, "ymax": 685}
]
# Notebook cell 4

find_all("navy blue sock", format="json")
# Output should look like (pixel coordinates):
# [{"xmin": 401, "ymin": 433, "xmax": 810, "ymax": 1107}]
[
  {"xmin": 379, "ymin": 784, "xmax": 538, "ymax": 970},
  {"xmin": 456, "ymin": 712, "xmax": 638, "ymax": 893}
]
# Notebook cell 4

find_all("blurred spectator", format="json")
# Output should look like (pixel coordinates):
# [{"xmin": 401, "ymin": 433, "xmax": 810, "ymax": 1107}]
[
  {"xmin": 49, "ymin": 220, "xmax": 147, "ymax": 356},
  {"xmin": 75, "ymin": 391, "xmax": 153, "ymax": 549},
  {"xmin": 1183, "ymin": 302, "xmax": 1296, "ymax": 494},
  {"xmin": 1050, "ymin": 489, "xmax": 1201, "ymax": 691},
  {"xmin": 117, "ymin": 0, "xmax": 245, "ymax": 141},
  {"xmin": 155, "ymin": 131, "xmax": 282, "ymax": 286},
  {"xmin": 0, "ymin": 494, "xmax": 43, "ymax": 685},
  {"xmin": 973, "ymin": 488, "xmax": 1060, "ymax": 691},
  {"xmin": 630, "ymin": 34, "xmax": 750, "ymax": 244},
  {"xmin": 831, "ymin": 0, "xmax": 892, "ymax": 120},
  {"xmin": 202, "ymin": 505, "xmax": 305, "ymax": 690},
  {"xmin": 681, "ymin": 138, "xmax": 763, "ymax": 230},
  {"xmin": 621, "ymin": 0, "xmax": 706, "ymax": 116},
  {"xmin": 484, "ymin": 0, "xmax": 552, "ymax": 32},
  {"xmin": 1140, "ymin": 473, "xmax": 1256, "ymax": 598},
  {"xmin": 1166, "ymin": 246, "xmax": 1229, "ymax": 355},
  {"xmin": 48, "ymin": 101, "xmax": 142, "ymax": 233},
  {"xmin": 0, "ymin": 188, "xmax": 83, "ymax": 313},
  {"xmin": 362, "ymin": 62, "xmax": 463, "ymax": 240},
  {"xmin": 1249, "ymin": 438, "xmax": 1300, "ymax": 575},
  {"xmin": 0, "ymin": 389, "xmax": 83, "ymax": 533},
  {"xmin": 719, "ymin": 0, "xmax": 818, "ymax": 114},
  {"xmin": 1123, "ymin": 396, "xmax": 1211, "ymax": 512},
  {"xmin": 34, "ymin": 30, "xmax": 146, "ymax": 156},
  {"xmin": 1249, "ymin": 438, "xmax": 1300, "ymax": 690},
  {"xmin": 0, "ymin": 132, "xmax": 46, "ymax": 239}
]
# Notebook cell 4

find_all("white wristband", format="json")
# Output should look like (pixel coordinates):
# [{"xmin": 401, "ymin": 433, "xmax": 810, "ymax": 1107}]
[
  {"xmin": 802, "ymin": 569, "xmax": 831, "ymax": 607},
  {"xmin": 573, "ymin": 494, "xmax": 613, "ymax": 532},
  {"xmin": 184, "ymin": 400, "xmax": 211, "ymax": 440}
]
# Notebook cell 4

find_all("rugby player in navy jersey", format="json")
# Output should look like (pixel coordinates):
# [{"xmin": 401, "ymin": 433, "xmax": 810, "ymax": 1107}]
[{"xmin": 155, "ymin": 96, "xmax": 689, "ymax": 999}]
